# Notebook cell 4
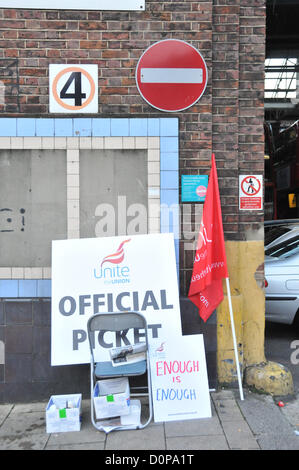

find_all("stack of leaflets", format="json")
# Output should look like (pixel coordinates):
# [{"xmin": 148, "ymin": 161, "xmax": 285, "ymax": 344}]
[{"xmin": 109, "ymin": 343, "xmax": 146, "ymax": 366}]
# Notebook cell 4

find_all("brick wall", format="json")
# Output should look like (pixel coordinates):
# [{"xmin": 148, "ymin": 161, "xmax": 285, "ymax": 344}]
[
  {"xmin": 0, "ymin": 0, "xmax": 265, "ymax": 295},
  {"xmin": 239, "ymin": 1, "xmax": 265, "ymax": 236},
  {"xmin": 0, "ymin": 0, "xmax": 266, "ymax": 402},
  {"xmin": 0, "ymin": 299, "xmax": 90, "ymax": 402}
]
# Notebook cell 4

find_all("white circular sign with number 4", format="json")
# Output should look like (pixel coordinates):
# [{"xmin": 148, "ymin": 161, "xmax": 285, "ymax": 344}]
[{"xmin": 49, "ymin": 64, "xmax": 98, "ymax": 113}]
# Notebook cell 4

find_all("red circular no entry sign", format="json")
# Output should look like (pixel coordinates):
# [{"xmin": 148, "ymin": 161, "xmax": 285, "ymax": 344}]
[{"xmin": 135, "ymin": 39, "xmax": 208, "ymax": 113}]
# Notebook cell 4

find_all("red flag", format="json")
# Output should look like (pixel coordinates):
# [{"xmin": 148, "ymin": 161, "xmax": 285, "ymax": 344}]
[{"xmin": 188, "ymin": 154, "xmax": 228, "ymax": 322}]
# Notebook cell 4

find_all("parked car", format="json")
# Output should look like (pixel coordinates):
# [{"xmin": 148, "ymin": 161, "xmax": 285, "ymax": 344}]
[
  {"xmin": 265, "ymin": 231, "xmax": 299, "ymax": 325},
  {"xmin": 264, "ymin": 219, "xmax": 299, "ymax": 250}
]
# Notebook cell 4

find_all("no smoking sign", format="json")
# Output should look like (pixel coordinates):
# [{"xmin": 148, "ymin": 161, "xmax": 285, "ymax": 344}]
[
  {"xmin": 49, "ymin": 64, "xmax": 98, "ymax": 113},
  {"xmin": 239, "ymin": 175, "xmax": 263, "ymax": 210}
]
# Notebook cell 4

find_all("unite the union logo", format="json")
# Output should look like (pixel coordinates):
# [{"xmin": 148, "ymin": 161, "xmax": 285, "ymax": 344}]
[{"xmin": 94, "ymin": 239, "xmax": 131, "ymax": 284}]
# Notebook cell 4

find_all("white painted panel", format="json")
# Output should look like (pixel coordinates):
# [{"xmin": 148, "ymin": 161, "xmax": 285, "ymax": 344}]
[
  {"xmin": 0, "ymin": 0, "xmax": 145, "ymax": 10},
  {"xmin": 141, "ymin": 68, "xmax": 203, "ymax": 84}
]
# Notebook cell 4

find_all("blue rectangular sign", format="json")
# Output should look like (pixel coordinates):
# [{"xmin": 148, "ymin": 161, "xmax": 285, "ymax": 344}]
[{"xmin": 181, "ymin": 175, "xmax": 208, "ymax": 202}]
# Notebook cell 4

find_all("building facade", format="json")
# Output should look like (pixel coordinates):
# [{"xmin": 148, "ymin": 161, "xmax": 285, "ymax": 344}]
[{"xmin": 0, "ymin": 1, "xmax": 272, "ymax": 403}]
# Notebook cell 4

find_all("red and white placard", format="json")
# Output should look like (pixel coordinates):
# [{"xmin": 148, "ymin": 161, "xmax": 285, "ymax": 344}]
[{"xmin": 149, "ymin": 335, "xmax": 211, "ymax": 422}]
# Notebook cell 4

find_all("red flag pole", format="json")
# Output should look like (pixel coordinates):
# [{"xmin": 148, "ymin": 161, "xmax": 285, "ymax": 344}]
[
  {"xmin": 213, "ymin": 153, "xmax": 244, "ymax": 400},
  {"xmin": 188, "ymin": 154, "xmax": 244, "ymax": 400},
  {"xmin": 212, "ymin": 154, "xmax": 244, "ymax": 400}
]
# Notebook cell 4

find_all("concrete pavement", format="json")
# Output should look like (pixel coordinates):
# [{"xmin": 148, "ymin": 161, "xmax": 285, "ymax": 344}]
[{"xmin": 1, "ymin": 389, "xmax": 299, "ymax": 451}]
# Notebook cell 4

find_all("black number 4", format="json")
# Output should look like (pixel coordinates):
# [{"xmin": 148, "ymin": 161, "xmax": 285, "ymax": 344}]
[{"xmin": 60, "ymin": 72, "xmax": 86, "ymax": 106}]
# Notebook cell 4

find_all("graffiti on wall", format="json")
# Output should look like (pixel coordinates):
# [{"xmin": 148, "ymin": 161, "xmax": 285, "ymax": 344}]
[{"xmin": 0, "ymin": 59, "xmax": 20, "ymax": 113}]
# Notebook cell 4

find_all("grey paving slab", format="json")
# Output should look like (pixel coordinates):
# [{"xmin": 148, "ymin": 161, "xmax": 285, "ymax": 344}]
[
  {"xmin": 257, "ymin": 434, "xmax": 299, "ymax": 451},
  {"xmin": 0, "ymin": 410, "xmax": 46, "ymax": 437},
  {"xmin": 46, "ymin": 424, "xmax": 105, "ymax": 447},
  {"xmin": 0, "ymin": 402, "xmax": 49, "ymax": 449},
  {"xmin": 211, "ymin": 390, "xmax": 236, "ymax": 401},
  {"xmin": 0, "ymin": 433, "xmax": 49, "ymax": 450},
  {"xmin": 166, "ymin": 435, "xmax": 229, "ymax": 450},
  {"xmin": 105, "ymin": 423, "xmax": 166, "ymax": 450},
  {"xmin": 46, "ymin": 441, "xmax": 105, "ymax": 450},
  {"xmin": 164, "ymin": 416, "xmax": 223, "ymax": 437},
  {"xmin": 280, "ymin": 396, "xmax": 299, "ymax": 428},
  {"xmin": 11, "ymin": 402, "xmax": 47, "ymax": 413},
  {"xmin": 237, "ymin": 394, "xmax": 294, "ymax": 435},
  {"xmin": 0, "ymin": 404, "xmax": 13, "ymax": 426},
  {"xmin": 212, "ymin": 397, "xmax": 245, "ymax": 422},
  {"xmin": 220, "ymin": 420, "xmax": 260, "ymax": 450},
  {"xmin": 237, "ymin": 393, "xmax": 299, "ymax": 450}
]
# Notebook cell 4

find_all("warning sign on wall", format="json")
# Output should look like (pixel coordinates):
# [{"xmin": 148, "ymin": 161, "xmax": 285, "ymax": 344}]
[
  {"xmin": 49, "ymin": 64, "xmax": 98, "ymax": 113},
  {"xmin": 239, "ymin": 175, "xmax": 263, "ymax": 210}
]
